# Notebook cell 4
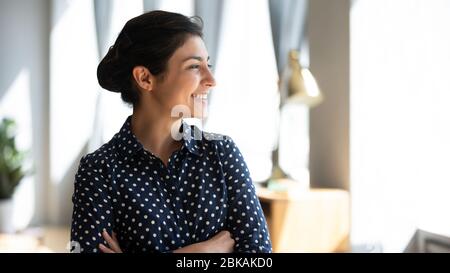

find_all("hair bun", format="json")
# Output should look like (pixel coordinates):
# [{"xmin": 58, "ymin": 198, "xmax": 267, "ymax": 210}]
[{"xmin": 97, "ymin": 43, "xmax": 131, "ymax": 93}]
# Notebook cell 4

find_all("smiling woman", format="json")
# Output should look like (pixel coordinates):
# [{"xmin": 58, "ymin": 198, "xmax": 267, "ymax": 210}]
[{"xmin": 70, "ymin": 10, "xmax": 272, "ymax": 253}]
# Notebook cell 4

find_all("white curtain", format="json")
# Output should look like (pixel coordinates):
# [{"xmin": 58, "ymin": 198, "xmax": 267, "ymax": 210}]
[
  {"xmin": 49, "ymin": 0, "xmax": 99, "ymax": 224},
  {"xmin": 205, "ymin": 0, "xmax": 279, "ymax": 183},
  {"xmin": 351, "ymin": 0, "xmax": 450, "ymax": 252},
  {"xmin": 88, "ymin": 0, "xmax": 143, "ymax": 154},
  {"xmin": 156, "ymin": 0, "xmax": 194, "ymax": 15}
]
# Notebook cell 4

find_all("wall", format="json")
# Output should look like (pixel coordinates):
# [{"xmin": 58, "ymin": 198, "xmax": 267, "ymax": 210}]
[
  {"xmin": 308, "ymin": 0, "xmax": 350, "ymax": 190},
  {"xmin": 0, "ymin": 0, "xmax": 50, "ymax": 227}
]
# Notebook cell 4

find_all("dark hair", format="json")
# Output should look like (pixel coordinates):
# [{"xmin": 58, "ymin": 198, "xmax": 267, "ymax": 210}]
[{"xmin": 97, "ymin": 10, "xmax": 204, "ymax": 107}]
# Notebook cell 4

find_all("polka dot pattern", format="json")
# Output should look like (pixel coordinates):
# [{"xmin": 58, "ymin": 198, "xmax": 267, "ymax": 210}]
[{"xmin": 70, "ymin": 115, "xmax": 272, "ymax": 253}]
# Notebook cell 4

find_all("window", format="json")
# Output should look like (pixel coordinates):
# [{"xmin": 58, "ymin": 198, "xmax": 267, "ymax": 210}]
[{"xmin": 351, "ymin": 0, "xmax": 450, "ymax": 251}]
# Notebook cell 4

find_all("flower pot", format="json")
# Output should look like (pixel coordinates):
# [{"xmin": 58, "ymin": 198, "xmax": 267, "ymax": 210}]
[{"xmin": 0, "ymin": 198, "xmax": 15, "ymax": 233}]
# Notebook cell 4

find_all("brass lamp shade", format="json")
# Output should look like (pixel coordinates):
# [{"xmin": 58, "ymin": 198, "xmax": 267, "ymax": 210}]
[{"xmin": 279, "ymin": 50, "xmax": 323, "ymax": 107}]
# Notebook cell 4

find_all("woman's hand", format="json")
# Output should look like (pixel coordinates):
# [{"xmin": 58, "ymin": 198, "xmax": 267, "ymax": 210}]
[
  {"xmin": 173, "ymin": 230, "xmax": 235, "ymax": 253},
  {"xmin": 99, "ymin": 229, "xmax": 123, "ymax": 253},
  {"xmin": 99, "ymin": 229, "xmax": 235, "ymax": 253}
]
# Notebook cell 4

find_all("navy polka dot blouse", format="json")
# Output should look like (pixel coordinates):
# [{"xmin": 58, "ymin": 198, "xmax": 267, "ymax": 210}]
[{"xmin": 70, "ymin": 116, "xmax": 272, "ymax": 253}]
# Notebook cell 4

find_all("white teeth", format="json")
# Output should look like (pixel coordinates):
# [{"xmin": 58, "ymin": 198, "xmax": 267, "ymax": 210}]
[{"xmin": 192, "ymin": 94, "xmax": 208, "ymax": 99}]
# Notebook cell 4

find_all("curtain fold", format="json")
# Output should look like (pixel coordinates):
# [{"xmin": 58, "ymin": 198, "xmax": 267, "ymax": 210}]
[
  {"xmin": 268, "ymin": 0, "xmax": 308, "ymax": 75},
  {"xmin": 194, "ymin": 0, "xmax": 224, "ymax": 71},
  {"xmin": 143, "ymin": 0, "xmax": 162, "ymax": 12},
  {"xmin": 94, "ymin": 0, "xmax": 113, "ymax": 57},
  {"xmin": 88, "ymin": 0, "xmax": 114, "ymax": 153}
]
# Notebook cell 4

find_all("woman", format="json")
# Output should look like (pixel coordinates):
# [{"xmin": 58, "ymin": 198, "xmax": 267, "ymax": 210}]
[{"xmin": 70, "ymin": 10, "xmax": 272, "ymax": 253}]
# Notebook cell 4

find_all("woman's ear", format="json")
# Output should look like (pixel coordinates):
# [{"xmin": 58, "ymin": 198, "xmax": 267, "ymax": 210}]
[{"xmin": 132, "ymin": 66, "xmax": 154, "ymax": 92}]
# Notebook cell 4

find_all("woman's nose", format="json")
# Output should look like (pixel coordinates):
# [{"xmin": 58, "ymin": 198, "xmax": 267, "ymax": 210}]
[{"xmin": 204, "ymin": 67, "xmax": 216, "ymax": 88}]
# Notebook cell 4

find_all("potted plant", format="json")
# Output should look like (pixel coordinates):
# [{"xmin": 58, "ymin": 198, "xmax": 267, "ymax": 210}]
[{"xmin": 0, "ymin": 117, "xmax": 31, "ymax": 233}]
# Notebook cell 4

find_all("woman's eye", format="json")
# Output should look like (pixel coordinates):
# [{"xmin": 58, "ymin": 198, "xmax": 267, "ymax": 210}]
[{"xmin": 189, "ymin": 64, "xmax": 213, "ymax": 70}]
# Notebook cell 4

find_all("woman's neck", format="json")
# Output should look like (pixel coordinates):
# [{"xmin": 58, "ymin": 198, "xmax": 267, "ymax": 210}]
[{"xmin": 131, "ymin": 106, "xmax": 182, "ymax": 167}]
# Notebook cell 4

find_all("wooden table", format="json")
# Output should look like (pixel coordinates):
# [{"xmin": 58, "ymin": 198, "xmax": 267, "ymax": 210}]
[{"xmin": 256, "ymin": 181, "xmax": 350, "ymax": 252}]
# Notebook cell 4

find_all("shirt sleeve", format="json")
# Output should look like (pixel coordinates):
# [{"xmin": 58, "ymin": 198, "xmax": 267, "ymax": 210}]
[
  {"xmin": 70, "ymin": 155, "xmax": 114, "ymax": 253},
  {"xmin": 220, "ymin": 136, "xmax": 272, "ymax": 253}
]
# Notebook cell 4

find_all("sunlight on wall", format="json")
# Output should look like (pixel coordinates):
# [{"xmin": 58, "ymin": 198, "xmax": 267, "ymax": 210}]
[
  {"xmin": 351, "ymin": 0, "xmax": 450, "ymax": 252},
  {"xmin": 205, "ymin": 0, "xmax": 279, "ymax": 183},
  {"xmin": 0, "ymin": 69, "xmax": 34, "ymax": 230},
  {"xmin": 50, "ymin": 0, "xmax": 98, "ymax": 186}
]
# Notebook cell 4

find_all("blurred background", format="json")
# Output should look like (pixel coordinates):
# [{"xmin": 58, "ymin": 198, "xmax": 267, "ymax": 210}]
[{"xmin": 0, "ymin": 0, "xmax": 449, "ymax": 253}]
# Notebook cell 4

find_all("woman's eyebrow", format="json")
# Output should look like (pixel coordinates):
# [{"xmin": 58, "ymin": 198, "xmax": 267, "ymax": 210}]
[{"xmin": 182, "ymin": 56, "xmax": 210, "ymax": 62}]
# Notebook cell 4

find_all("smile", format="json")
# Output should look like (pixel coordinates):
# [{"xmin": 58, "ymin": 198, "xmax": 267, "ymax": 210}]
[{"xmin": 191, "ymin": 93, "xmax": 208, "ymax": 100}]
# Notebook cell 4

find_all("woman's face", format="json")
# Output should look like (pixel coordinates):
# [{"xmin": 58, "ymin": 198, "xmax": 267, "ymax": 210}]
[{"xmin": 151, "ymin": 35, "xmax": 216, "ymax": 119}]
